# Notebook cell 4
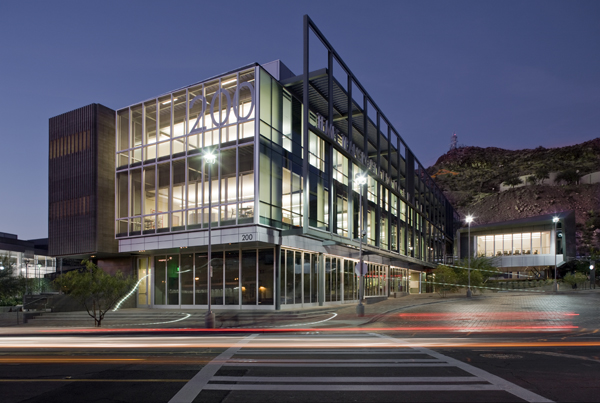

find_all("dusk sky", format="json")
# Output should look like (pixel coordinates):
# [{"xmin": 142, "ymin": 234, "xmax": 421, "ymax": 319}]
[{"xmin": 1, "ymin": 1, "xmax": 599, "ymax": 240}]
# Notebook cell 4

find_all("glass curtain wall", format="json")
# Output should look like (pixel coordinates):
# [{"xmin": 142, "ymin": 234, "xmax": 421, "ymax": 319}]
[
  {"xmin": 152, "ymin": 248, "xmax": 273, "ymax": 307},
  {"xmin": 476, "ymin": 231, "xmax": 552, "ymax": 257},
  {"xmin": 279, "ymin": 249, "xmax": 361, "ymax": 307},
  {"xmin": 389, "ymin": 267, "xmax": 408, "ymax": 293},
  {"xmin": 258, "ymin": 69, "xmax": 304, "ymax": 229},
  {"xmin": 253, "ymin": 64, "xmax": 447, "ymax": 267},
  {"xmin": 365, "ymin": 263, "xmax": 388, "ymax": 297},
  {"xmin": 116, "ymin": 68, "xmax": 256, "ymax": 237},
  {"xmin": 0, "ymin": 252, "xmax": 57, "ymax": 295}
]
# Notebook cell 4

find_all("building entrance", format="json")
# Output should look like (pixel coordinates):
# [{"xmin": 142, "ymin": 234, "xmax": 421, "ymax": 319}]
[{"xmin": 137, "ymin": 257, "xmax": 150, "ymax": 307}]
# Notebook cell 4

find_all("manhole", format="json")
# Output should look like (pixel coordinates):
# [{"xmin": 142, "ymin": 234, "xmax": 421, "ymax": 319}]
[{"xmin": 480, "ymin": 353, "xmax": 523, "ymax": 359}]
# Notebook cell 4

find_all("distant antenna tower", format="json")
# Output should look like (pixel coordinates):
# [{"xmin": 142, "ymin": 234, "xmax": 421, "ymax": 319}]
[{"xmin": 449, "ymin": 131, "xmax": 458, "ymax": 151}]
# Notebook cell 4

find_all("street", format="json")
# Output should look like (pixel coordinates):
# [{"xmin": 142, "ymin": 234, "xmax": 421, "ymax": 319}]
[{"xmin": 1, "ymin": 292, "xmax": 600, "ymax": 402}]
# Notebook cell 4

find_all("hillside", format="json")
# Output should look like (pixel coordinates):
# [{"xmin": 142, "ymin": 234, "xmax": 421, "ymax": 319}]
[{"xmin": 428, "ymin": 138, "xmax": 600, "ymax": 255}]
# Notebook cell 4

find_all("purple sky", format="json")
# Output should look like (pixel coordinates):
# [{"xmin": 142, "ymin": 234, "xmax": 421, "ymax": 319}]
[{"xmin": 1, "ymin": 1, "xmax": 599, "ymax": 240}]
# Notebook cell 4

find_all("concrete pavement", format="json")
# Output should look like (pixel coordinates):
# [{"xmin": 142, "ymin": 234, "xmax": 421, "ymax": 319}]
[{"xmin": 2, "ymin": 288, "xmax": 599, "ymax": 334}]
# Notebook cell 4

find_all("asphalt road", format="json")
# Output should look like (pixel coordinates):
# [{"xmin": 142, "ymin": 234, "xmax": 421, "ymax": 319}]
[
  {"xmin": 2, "ymin": 292, "xmax": 600, "ymax": 402},
  {"xmin": 1, "ymin": 331, "xmax": 600, "ymax": 402}
]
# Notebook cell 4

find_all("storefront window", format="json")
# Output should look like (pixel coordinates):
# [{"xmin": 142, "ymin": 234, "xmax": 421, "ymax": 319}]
[
  {"xmin": 242, "ymin": 250, "xmax": 256, "ymax": 305},
  {"xmin": 225, "ymin": 251, "xmax": 239, "ymax": 305},
  {"xmin": 258, "ymin": 249, "xmax": 274, "ymax": 305},
  {"xmin": 180, "ymin": 253, "xmax": 193, "ymax": 305}
]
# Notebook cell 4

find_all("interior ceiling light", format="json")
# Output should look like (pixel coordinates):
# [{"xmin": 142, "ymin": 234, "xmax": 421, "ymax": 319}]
[
  {"xmin": 222, "ymin": 78, "xmax": 237, "ymax": 85},
  {"xmin": 162, "ymin": 98, "xmax": 178, "ymax": 105}
]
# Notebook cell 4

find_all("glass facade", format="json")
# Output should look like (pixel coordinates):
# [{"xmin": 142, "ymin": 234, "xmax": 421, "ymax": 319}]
[
  {"xmin": 116, "ymin": 69, "xmax": 256, "ymax": 237},
  {"xmin": 256, "ymin": 68, "xmax": 449, "ymax": 264},
  {"xmin": 0, "ymin": 250, "xmax": 56, "ymax": 294},
  {"xmin": 476, "ymin": 231, "xmax": 552, "ymax": 257},
  {"xmin": 151, "ymin": 248, "xmax": 274, "ymax": 307},
  {"xmin": 116, "ymin": 61, "xmax": 456, "ymax": 308}
]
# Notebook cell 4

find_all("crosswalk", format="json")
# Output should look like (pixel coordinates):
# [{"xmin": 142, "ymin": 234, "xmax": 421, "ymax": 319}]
[{"xmin": 169, "ymin": 333, "xmax": 552, "ymax": 402}]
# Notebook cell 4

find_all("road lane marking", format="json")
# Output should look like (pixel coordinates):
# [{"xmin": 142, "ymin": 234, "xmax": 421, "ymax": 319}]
[
  {"xmin": 210, "ymin": 376, "xmax": 483, "ymax": 383},
  {"xmin": 235, "ymin": 350, "xmax": 422, "ymax": 355},
  {"xmin": 236, "ymin": 348, "xmax": 414, "ymax": 352},
  {"xmin": 203, "ymin": 384, "xmax": 502, "ymax": 391},
  {"xmin": 0, "ymin": 358, "xmax": 144, "ymax": 362},
  {"xmin": 373, "ymin": 334, "xmax": 553, "ymax": 403},
  {"xmin": 529, "ymin": 351, "xmax": 600, "ymax": 363},
  {"xmin": 0, "ymin": 379, "xmax": 189, "ymax": 382},
  {"xmin": 223, "ymin": 362, "xmax": 453, "ymax": 367},
  {"xmin": 226, "ymin": 358, "xmax": 443, "ymax": 363},
  {"xmin": 168, "ymin": 334, "xmax": 258, "ymax": 403}
]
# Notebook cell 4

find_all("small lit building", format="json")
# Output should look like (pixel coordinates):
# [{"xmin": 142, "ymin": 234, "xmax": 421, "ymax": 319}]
[
  {"xmin": 0, "ymin": 232, "xmax": 56, "ymax": 293},
  {"xmin": 457, "ymin": 211, "xmax": 576, "ymax": 280}
]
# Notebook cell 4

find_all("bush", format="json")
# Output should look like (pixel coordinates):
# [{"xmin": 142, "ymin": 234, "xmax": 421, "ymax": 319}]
[
  {"xmin": 563, "ymin": 272, "xmax": 587, "ymax": 289},
  {"xmin": 434, "ymin": 265, "xmax": 458, "ymax": 297}
]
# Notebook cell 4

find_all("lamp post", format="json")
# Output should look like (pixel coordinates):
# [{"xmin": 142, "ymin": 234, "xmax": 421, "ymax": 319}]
[
  {"xmin": 466, "ymin": 215, "xmax": 473, "ymax": 298},
  {"xmin": 553, "ymin": 216, "xmax": 559, "ymax": 292},
  {"xmin": 589, "ymin": 263, "xmax": 595, "ymax": 290},
  {"xmin": 355, "ymin": 172, "xmax": 367, "ymax": 317},
  {"xmin": 204, "ymin": 150, "xmax": 217, "ymax": 329}
]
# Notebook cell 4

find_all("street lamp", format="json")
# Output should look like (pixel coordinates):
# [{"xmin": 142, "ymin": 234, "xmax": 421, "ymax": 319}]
[
  {"xmin": 204, "ymin": 150, "xmax": 217, "ymax": 329},
  {"xmin": 589, "ymin": 263, "xmax": 595, "ymax": 290},
  {"xmin": 553, "ymin": 216, "xmax": 559, "ymax": 292},
  {"xmin": 465, "ymin": 215, "xmax": 474, "ymax": 298},
  {"xmin": 355, "ymin": 172, "xmax": 367, "ymax": 317}
]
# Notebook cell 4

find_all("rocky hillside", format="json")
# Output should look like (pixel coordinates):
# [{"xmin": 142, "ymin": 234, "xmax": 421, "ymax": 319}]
[{"xmin": 428, "ymin": 138, "xmax": 600, "ymax": 255}]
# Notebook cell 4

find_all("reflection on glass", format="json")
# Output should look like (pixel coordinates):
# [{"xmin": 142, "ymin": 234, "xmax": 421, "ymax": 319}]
[
  {"xmin": 154, "ymin": 256, "xmax": 166, "ymax": 305},
  {"xmin": 225, "ymin": 251, "xmax": 239, "ymax": 305},
  {"xmin": 131, "ymin": 105, "xmax": 143, "ymax": 147},
  {"xmin": 195, "ymin": 253, "xmax": 208, "ymax": 305},
  {"xmin": 285, "ymin": 250, "xmax": 294, "ymax": 304},
  {"xmin": 167, "ymin": 255, "xmax": 179, "ymax": 305},
  {"xmin": 211, "ymin": 252, "xmax": 223, "ymax": 305},
  {"xmin": 180, "ymin": 253, "xmax": 193, "ymax": 305},
  {"xmin": 258, "ymin": 249, "xmax": 274, "ymax": 305},
  {"xmin": 242, "ymin": 250, "xmax": 256, "ymax": 305}
]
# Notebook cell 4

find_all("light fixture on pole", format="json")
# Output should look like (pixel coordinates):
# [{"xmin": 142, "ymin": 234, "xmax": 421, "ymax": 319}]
[
  {"xmin": 355, "ymin": 172, "xmax": 367, "ymax": 317},
  {"xmin": 204, "ymin": 149, "xmax": 217, "ymax": 329},
  {"xmin": 465, "ymin": 215, "xmax": 474, "ymax": 298},
  {"xmin": 553, "ymin": 216, "xmax": 559, "ymax": 292},
  {"xmin": 589, "ymin": 263, "xmax": 595, "ymax": 290}
]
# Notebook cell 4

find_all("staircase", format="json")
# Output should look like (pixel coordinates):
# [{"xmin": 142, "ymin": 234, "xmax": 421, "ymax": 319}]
[{"xmin": 24, "ymin": 308, "xmax": 337, "ymax": 328}]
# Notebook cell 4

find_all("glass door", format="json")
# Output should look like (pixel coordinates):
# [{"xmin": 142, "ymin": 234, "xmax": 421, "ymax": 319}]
[
  {"xmin": 166, "ymin": 255, "xmax": 180, "ymax": 306},
  {"xmin": 137, "ymin": 257, "xmax": 150, "ymax": 307},
  {"xmin": 180, "ymin": 253, "xmax": 194, "ymax": 306}
]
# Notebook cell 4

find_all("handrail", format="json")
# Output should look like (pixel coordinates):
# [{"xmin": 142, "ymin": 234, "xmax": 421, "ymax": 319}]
[{"xmin": 23, "ymin": 296, "xmax": 49, "ymax": 308}]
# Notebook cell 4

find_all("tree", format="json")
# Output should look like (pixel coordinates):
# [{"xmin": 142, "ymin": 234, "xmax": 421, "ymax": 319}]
[
  {"xmin": 563, "ymin": 272, "xmax": 587, "ymax": 289},
  {"xmin": 503, "ymin": 176, "xmax": 523, "ymax": 189},
  {"xmin": 454, "ymin": 257, "xmax": 500, "ymax": 293},
  {"xmin": 534, "ymin": 167, "xmax": 550, "ymax": 185},
  {"xmin": 55, "ymin": 260, "xmax": 134, "ymax": 327},
  {"xmin": 554, "ymin": 168, "xmax": 581, "ymax": 185},
  {"xmin": 526, "ymin": 175, "xmax": 537, "ymax": 186},
  {"xmin": 0, "ymin": 254, "xmax": 27, "ymax": 306},
  {"xmin": 434, "ymin": 265, "xmax": 458, "ymax": 297}
]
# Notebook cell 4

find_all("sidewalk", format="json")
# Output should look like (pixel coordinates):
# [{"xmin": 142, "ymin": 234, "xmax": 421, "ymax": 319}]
[{"xmin": 2, "ymin": 288, "xmax": 599, "ymax": 335}]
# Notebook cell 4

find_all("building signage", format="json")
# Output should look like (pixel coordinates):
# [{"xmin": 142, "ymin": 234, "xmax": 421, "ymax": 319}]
[
  {"xmin": 240, "ymin": 233, "xmax": 254, "ymax": 242},
  {"xmin": 188, "ymin": 82, "xmax": 255, "ymax": 135},
  {"xmin": 315, "ymin": 113, "xmax": 398, "ymax": 191}
]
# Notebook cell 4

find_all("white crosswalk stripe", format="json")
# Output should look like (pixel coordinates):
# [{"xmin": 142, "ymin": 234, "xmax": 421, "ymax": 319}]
[{"xmin": 171, "ymin": 333, "xmax": 553, "ymax": 402}]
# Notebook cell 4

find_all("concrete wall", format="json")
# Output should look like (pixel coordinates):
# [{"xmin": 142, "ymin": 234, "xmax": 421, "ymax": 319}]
[{"xmin": 498, "ymin": 171, "xmax": 600, "ymax": 192}]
